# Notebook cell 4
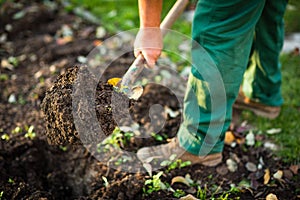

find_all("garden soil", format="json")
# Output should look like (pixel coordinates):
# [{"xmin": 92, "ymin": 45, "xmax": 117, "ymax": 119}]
[{"xmin": 0, "ymin": 1, "xmax": 299, "ymax": 199}]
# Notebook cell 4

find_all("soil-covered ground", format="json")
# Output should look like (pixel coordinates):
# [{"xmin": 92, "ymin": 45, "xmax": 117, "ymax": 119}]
[{"xmin": 0, "ymin": 1, "xmax": 299, "ymax": 199}]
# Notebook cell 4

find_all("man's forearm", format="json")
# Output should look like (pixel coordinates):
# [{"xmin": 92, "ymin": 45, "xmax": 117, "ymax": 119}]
[{"xmin": 138, "ymin": 0, "xmax": 163, "ymax": 28}]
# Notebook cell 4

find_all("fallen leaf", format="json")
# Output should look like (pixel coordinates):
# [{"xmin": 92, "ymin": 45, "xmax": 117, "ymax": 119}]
[
  {"xmin": 263, "ymin": 141, "xmax": 278, "ymax": 151},
  {"xmin": 236, "ymin": 137, "xmax": 245, "ymax": 144},
  {"xmin": 266, "ymin": 128, "xmax": 281, "ymax": 135},
  {"xmin": 56, "ymin": 36, "xmax": 73, "ymax": 45},
  {"xmin": 143, "ymin": 163, "xmax": 152, "ymax": 177},
  {"xmin": 129, "ymin": 86, "xmax": 143, "ymax": 100},
  {"xmin": 107, "ymin": 77, "xmax": 121, "ymax": 86},
  {"xmin": 266, "ymin": 193, "xmax": 278, "ymax": 200},
  {"xmin": 245, "ymin": 131, "xmax": 255, "ymax": 146},
  {"xmin": 164, "ymin": 106, "xmax": 180, "ymax": 118},
  {"xmin": 273, "ymin": 170, "xmax": 283, "ymax": 180},
  {"xmin": 180, "ymin": 194, "xmax": 199, "ymax": 200},
  {"xmin": 13, "ymin": 10, "xmax": 26, "ymax": 20},
  {"xmin": 93, "ymin": 40, "xmax": 102, "ymax": 46},
  {"xmin": 289, "ymin": 164, "xmax": 299, "ymax": 175},
  {"xmin": 225, "ymin": 131, "xmax": 235, "ymax": 145},
  {"xmin": 1, "ymin": 59, "xmax": 14, "ymax": 70},
  {"xmin": 171, "ymin": 176, "xmax": 190, "ymax": 186},
  {"xmin": 264, "ymin": 169, "xmax": 270, "ymax": 185},
  {"xmin": 230, "ymin": 153, "xmax": 241, "ymax": 163},
  {"xmin": 238, "ymin": 179, "xmax": 251, "ymax": 188},
  {"xmin": 8, "ymin": 94, "xmax": 16, "ymax": 104},
  {"xmin": 185, "ymin": 174, "xmax": 194, "ymax": 185}
]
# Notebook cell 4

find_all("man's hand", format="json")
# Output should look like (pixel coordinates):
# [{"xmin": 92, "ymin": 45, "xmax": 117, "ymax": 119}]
[
  {"xmin": 134, "ymin": 28, "xmax": 163, "ymax": 68},
  {"xmin": 135, "ymin": 0, "xmax": 163, "ymax": 68}
]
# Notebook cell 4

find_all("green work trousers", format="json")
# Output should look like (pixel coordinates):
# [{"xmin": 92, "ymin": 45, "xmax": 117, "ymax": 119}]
[{"xmin": 178, "ymin": 0, "xmax": 287, "ymax": 155}]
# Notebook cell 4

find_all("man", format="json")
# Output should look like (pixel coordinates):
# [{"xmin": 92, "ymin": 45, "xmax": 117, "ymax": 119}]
[{"xmin": 135, "ymin": 0, "xmax": 287, "ymax": 167}]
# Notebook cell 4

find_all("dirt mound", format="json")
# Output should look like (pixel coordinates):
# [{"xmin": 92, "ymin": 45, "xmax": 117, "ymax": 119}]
[{"xmin": 41, "ymin": 65, "xmax": 135, "ymax": 145}]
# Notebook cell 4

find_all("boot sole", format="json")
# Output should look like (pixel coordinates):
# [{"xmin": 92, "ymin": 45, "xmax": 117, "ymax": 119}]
[{"xmin": 233, "ymin": 102, "xmax": 280, "ymax": 119}]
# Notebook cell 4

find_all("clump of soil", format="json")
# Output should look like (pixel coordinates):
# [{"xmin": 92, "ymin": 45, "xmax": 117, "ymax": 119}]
[{"xmin": 41, "ymin": 65, "xmax": 135, "ymax": 145}]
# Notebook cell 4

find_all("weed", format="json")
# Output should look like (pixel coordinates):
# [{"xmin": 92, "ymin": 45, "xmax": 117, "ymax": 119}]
[
  {"xmin": 196, "ymin": 185, "xmax": 207, "ymax": 200},
  {"xmin": 1, "ymin": 134, "xmax": 10, "ymax": 141},
  {"xmin": 12, "ymin": 126, "xmax": 22, "ymax": 134},
  {"xmin": 151, "ymin": 132, "xmax": 164, "ymax": 142},
  {"xmin": 8, "ymin": 178, "xmax": 14, "ymax": 184},
  {"xmin": 0, "ymin": 191, "xmax": 3, "ymax": 200},
  {"xmin": 8, "ymin": 56, "xmax": 18, "ymax": 67},
  {"xmin": 173, "ymin": 189, "xmax": 185, "ymax": 198},
  {"xmin": 0, "ymin": 74, "xmax": 9, "ymax": 81},
  {"xmin": 59, "ymin": 145, "xmax": 68, "ymax": 152},
  {"xmin": 97, "ymin": 127, "xmax": 134, "ymax": 153},
  {"xmin": 143, "ymin": 171, "xmax": 168, "ymax": 195},
  {"xmin": 24, "ymin": 125, "xmax": 36, "ymax": 140},
  {"xmin": 102, "ymin": 176, "xmax": 109, "ymax": 187},
  {"xmin": 160, "ymin": 154, "xmax": 191, "ymax": 171}
]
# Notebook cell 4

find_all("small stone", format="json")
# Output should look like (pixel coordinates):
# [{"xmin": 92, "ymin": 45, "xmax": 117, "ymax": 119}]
[
  {"xmin": 245, "ymin": 162, "xmax": 257, "ymax": 172},
  {"xmin": 226, "ymin": 158, "xmax": 238, "ymax": 172},
  {"xmin": 8, "ymin": 94, "xmax": 16, "ymax": 103},
  {"xmin": 273, "ymin": 170, "xmax": 283, "ymax": 180},
  {"xmin": 5, "ymin": 24, "xmax": 13, "ymax": 32},
  {"xmin": 96, "ymin": 26, "xmax": 106, "ymax": 39}
]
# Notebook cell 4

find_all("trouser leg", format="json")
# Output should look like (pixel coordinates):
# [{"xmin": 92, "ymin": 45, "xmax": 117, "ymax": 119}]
[
  {"xmin": 243, "ymin": 0, "xmax": 287, "ymax": 106},
  {"xmin": 178, "ymin": 0, "xmax": 266, "ymax": 155}
]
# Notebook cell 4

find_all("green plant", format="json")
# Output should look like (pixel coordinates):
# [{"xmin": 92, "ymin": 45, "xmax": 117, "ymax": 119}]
[
  {"xmin": 160, "ymin": 154, "xmax": 191, "ymax": 171},
  {"xmin": 12, "ymin": 126, "xmax": 22, "ymax": 134},
  {"xmin": 151, "ymin": 132, "xmax": 164, "ymax": 141},
  {"xmin": 8, "ymin": 56, "xmax": 19, "ymax": 67},
  {"xmin": 143, "ymin": 171, "xmax": 168, "ymax": 195},
  {"xmin": 0, "ymin": 74, "xmax": 9, "ymax": 81},
  {"xmin": 97, "ymin": 127, "xmax": 134, "ymax": 152},
  {"xmin": 102, "ymin": 176, "xmax": 109, "ymax": 187},
  {"xmin": 24, "ymin": 125, "xmax": 36, "ymax": 140},
  {"xmin": 0, "ymin": 191, "xmax": 3, "ymax": 200},
  {"xmin": 1, "ymin": 134, "xmax": 10, "ymax": 141},
  {"xmin": 59, "ymin": 145, "xmax": 68, "ymax": 152},
  {"xmin": 197, "ymin": 185, "xmax": 207, "ymax": 200},
  {"xmin": 113, "ymin": 155, "xmax": 132, "ymax": 166},
  {"xmin": 8, "ymin": 178, "xmax": 14, "ymax": 184},
  {"xmin": 173, "ymin": 189, "xmax": 186, "ymax": 198}
]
